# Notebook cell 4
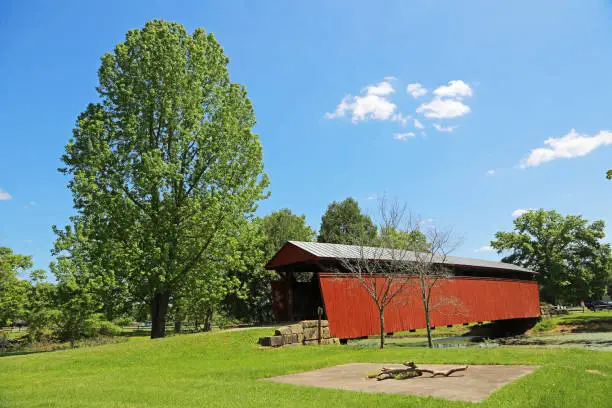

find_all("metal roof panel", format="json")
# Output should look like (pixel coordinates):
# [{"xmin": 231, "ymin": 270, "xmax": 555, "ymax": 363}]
[{"xmin": 286, "ymin": 241, "xmax": 534, "ymax": 274}]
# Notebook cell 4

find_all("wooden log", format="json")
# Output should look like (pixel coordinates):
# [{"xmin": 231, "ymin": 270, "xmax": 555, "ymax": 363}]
[{"xmin": 367, "ymin": 361, "xmax": 468, "ymax": 381}]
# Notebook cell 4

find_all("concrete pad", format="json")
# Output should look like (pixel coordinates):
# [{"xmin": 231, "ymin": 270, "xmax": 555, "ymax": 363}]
[{"xmin": 265, "ymin": 363, "xmax": 539, "ymax": 403}]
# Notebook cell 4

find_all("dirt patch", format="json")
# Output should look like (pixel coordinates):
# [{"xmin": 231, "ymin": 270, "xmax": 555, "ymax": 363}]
[
  {"xmin": 265, "ymin": 363, "xmax": 539, "ymax": 403},
  {"xmin": 585, "ymin": 369, "xmax": 608, "ymax": 377}
]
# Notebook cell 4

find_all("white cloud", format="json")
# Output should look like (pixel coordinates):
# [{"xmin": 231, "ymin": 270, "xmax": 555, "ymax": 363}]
[
  {"xmin": 414, "ymin": 119, "xmax": 424, "ymax": 129},
  {"xmin": 365, "ymin": 81, "xmax": 394, "ymax": 96},
  {"xmin": 407, "ymin": 83, "xmax": 428, "ymax": 99},
  {"xmin": 0, "ymin": 189, "xmax": 12, "ymax": 201},
  {"xmin": 512, "ymin": 208, "xmax": 535, "ymax": 218},
  {"xmin": 325, "ymin": 79, "xmax": 397, "ymax": 123},
  {"xmin": 24, "ymin": 239, "xmax": 33, "ymax": 244},
  {"xmin": 416, "ymin": 97, "xmax": 471, "ymax": 119},
  {"xmin": 474, "ymin": 245, "xmax": 494, "ymax": 253},
  {"xmin": 367, "ymin": 194, "xmax": 377, "ymax": 200},
  {"xmin": 393, "ymin": 132, "xmax": 416, "ymax": 141},
  {"xmin": 487, "ymin": 169, "xmax": 496, "ymax": 175},
  {"xmin": 391, "ymin": 112, "xmax": 411, "ymax": 126},
  {"xmin": 434, "ymin": 80, "xmax": 473, "ymax": 99},
  {"xmin": 433, "ymin": 123, "xmax": 457, "ymax": 133},
  {"xmin": 520, "ymin": 129, "xmax": 612, "ymax": 168}
]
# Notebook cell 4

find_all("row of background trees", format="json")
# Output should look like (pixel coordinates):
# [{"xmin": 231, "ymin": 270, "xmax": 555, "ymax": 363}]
[{"xmin": 3, "ymin": 195, "xmax": 610, "ymax": 343}]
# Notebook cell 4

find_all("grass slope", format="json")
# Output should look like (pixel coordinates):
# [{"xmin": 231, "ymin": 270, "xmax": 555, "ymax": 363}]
[{"xmin": 1, "ymin": 329, "xmax": 611, "ymax": 408}]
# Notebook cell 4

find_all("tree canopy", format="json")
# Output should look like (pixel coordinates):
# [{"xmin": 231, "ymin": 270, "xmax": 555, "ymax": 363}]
[
  {"xmin": 258, "ymin": 208, "xmax": 316, "ymax": 259},
  {"xmin": 318, "ymin": 198, "xmax": 377, "ymax": 245},
  {"xmin": 222, "ymin": 209, "xmax": 316, "ymax": 322},
  {"xmin": 378, "ymin": 226, "xmax": 428, "ymax": 251},
  {"xmin": 0, "ymin": 247, "xmax": 32, "ymax": 326},
  {"xmin": 491, "ymin": 209, "xmax": 611, "ymax": 304},
  {"xmin": 58, "ymin": 20, "xmax": 268, "ymax": 338}
]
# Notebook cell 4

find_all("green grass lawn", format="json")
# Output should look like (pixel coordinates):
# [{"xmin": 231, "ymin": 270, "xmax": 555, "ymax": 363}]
[
  {"xmin": 1, "ymin": 328, "xmax": 611, "ymax": 408},
  {"xmin": 552, "ymin": 310, "xmax": 612, "ymax": 325}
]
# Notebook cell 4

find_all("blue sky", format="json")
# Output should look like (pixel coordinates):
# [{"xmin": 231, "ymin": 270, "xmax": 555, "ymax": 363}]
[{"xmin": 1, "ymin": 0, "xmax": 611, "ymax": 274}]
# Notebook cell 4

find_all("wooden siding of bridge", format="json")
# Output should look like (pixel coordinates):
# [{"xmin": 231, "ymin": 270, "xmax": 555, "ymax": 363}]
[{"xmin": 318, "ymin": 274, "xmax": 540, "ymax": 339}]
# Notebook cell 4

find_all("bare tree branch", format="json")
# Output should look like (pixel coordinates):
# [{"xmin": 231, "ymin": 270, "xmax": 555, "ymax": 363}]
[{"xmin": 333, "ymin": 196, "xmax": 464, "ymax": 348}]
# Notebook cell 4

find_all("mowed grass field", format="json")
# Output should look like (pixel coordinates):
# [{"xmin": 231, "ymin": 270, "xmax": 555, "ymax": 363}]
[{"xmin": 1, "ymin": 328, "xmax": 612, "ymax": 408}]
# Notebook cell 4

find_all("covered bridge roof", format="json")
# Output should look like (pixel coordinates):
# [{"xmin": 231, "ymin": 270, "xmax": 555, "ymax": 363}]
[{"xmin": 265, "ymin": 241, "xmax": 535, "ymax": 274}]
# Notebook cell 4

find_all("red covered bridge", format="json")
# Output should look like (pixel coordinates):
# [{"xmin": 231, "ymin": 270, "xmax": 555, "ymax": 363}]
[{"xmin": 265, "ymin": 241, "xmax": 540, "ymax": 340}]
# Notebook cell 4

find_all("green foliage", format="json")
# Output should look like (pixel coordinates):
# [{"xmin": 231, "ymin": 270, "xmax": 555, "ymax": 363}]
[
  {"xmin": 51, "ymin": 254, "xmax": 104, "ymax": 344},
  {"xmin": 213, "ymin": 313, "xmax": 241, "ymax": 330},
  {"xmin": 57, "ymin": 20, "xmax": 268, "ymax": 338},
  {"xmin": 318, "ymin": 197, "xmax": 377, "ymax": 244},
  {"xmin": 177, "ymin": 218, "xmax": 266, "ymax": 329},
  {"xmin": 607, "ymin": 169, "xmax": 611, "ymax": 180},
  {"xmin": 25, "ymin": 270, "xmax": 59, "ymax": 341},
  {"xmin": 377, "ymin": 226, "xmax": 428, "ymax": 251},
  {"xmin": 0, "ymin": 247, "xmax": 32, "ymax": 326},
  {"xmin": 532, "ymin": 318, "xmax": 556, "ymax": 333},
  {"xmin": 222, "ymin": 209, "xmax": 316, "ymax": 322},
  {"xmin": 83, "ymin": 316, "xmax": 123, "ymax": 337},
  {"xmin": 491, "ymin": 209, "xmax": 612, "ymax": 304},
  {"xmin": 257, "ymin": 208, "xmax": 316, "ymax": 259}
]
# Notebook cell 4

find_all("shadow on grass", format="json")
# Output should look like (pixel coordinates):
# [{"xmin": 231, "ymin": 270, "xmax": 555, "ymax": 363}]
[
  {"xmin": 0, "ymin": 350, "xmax": 46, "ymax": 357},
  {"xmin": 561, "ymin": 315, "xmax": 612, "ymax": 324},
  {"xmin": 500, "ymin": 335, "xmax": 612, "ymax": 348}
]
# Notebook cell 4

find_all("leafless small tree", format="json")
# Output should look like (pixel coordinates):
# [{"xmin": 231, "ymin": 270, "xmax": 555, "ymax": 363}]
[
  {"xmin": 336, "ymin": 198, "xmax": 423, "ymax": 349},
  {"xmin": 407, "ymin": 221, "xmax": 463, "ymax": 348},
  {"xmin": 336, "ymin": 197, "xmax": 463, "ymax": 349}
]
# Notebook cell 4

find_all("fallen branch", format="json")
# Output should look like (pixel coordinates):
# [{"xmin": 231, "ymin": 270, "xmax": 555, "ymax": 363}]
[{"xmin": 367, "ymin": 361, "xmax": 468, "ymax": 381}]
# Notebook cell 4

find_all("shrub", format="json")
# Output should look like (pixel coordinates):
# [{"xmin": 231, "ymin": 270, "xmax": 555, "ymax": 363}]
[
  {"xmin": 82, "ymin": 315, "xmax": 122, "ymax": 338},
  {"xmin": 97, "ymin": 320, "xmax": 123, "ymax": 336},
  {"xmin": 532, "ymin": 318, "xmax": 556, "ymax": 333},
  {"xmin": 113, "ymin": 316, "xmax": 134, "ymax": 327},
  {"xmin": 214, "ymin": 313, "xmax": 242, "ymax": 330}
]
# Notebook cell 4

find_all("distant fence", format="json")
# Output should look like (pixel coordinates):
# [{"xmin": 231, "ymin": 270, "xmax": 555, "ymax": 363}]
[
  {"xmin": 2, "ymin": 322, "xmax": 231, "ymax": 337},
  {"xmin": 1, "ymin": 324, "xmax": 202, "ymax": 336},
  {"xmin": 120, "ymin": 324, "xmax": 201, "ymax": 336},
  {"xmin": 1, "ymin": 327, "xmax": 26, "ymax": 333}
]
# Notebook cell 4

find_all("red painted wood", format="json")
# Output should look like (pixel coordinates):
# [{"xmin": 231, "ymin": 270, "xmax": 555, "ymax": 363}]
[
  {"xmin": 265, "ymin": 243, "xmax": 317, "ymax": 269},
  {"xmin": 318, "ymin": 274, "xmax": 540, "ymax": 339}
]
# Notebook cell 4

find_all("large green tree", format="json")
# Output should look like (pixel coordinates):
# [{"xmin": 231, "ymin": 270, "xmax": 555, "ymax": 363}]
[
  {"xmin": 223, "ymin": 209, "xmax": 316, "ymax": 322},
  {"xmin": 258, "ymin": 209, "xmax": 316, "ymax": 259},
  {"xmin": 24, "ymin": 270, "xmax": 58, "ymax": 341},
  {"xmin": 491, "ymin": 209, "xmax": 611, "ymax": 304},
  {"xmin": 51, "ymin": 219, "xmax": 111, "ymax": 342},
  {"xmin": 318, "ymin": 198, "xmax": 377, "ymax": 244},
  {"xmin": 377, "ymin": 226, "xmax": 428, "ymax": 251},
  {"xmin": 0, "ymin": 247, "xmax": 32, "ymax": 326},
  {"xmin": 59, "ymin": 20, "xmax": 268, "ymax": 338}
]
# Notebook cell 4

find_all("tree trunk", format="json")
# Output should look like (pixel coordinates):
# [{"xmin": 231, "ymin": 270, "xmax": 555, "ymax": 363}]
[
  {"xmin": 424, "ymin": 305, "xmax": 433, "ymax": 348},
  {"xmin": 202, "ymin": 308, "xmax": 213, "ymax": 332},
  {"xmin": 174, "ymin": 319, "xmax": 182, "ymax": 334},
  {"xmin": 379, "ymin": 308, "xmax": 385, "ymax": 349},
  {"xmin": 150, "ymin": 292, "xmax": 170, "ymax": 339}
]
